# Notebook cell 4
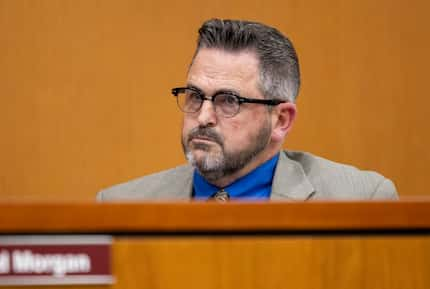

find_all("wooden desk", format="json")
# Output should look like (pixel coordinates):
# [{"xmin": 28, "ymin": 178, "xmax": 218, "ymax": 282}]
[{"xmin": 1, "ymin": 201, "xmax": 429, "ymax": 289}]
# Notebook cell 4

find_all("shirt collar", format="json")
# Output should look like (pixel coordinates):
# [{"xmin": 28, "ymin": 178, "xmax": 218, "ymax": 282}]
[{"xmin": 193, "ymin": 154, "xmax": 279, "ymax": 200}]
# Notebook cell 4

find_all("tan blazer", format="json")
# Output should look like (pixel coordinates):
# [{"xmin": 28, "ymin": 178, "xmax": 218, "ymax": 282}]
[{"xmin": 98, "ymin": 150, "xmax": 398, "ymax": 201}]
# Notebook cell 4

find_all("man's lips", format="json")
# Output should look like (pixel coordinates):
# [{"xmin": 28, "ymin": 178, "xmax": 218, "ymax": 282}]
[
  {"xmin": 190, "ymin": 136, "xmax": 217, "ymax": 143},
  {"xmin": 186, "ymin": 128, "xmax": 223, "ymax": 147}
]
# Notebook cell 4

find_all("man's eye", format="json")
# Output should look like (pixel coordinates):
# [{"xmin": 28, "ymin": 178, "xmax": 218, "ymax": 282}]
[
  {"xmin": 219, "ymin": 94, "xmax": 237, "ymax": 105},
  {"xmin": 186, "ymin": 91, "xmax": 202, "ymax": 102}
]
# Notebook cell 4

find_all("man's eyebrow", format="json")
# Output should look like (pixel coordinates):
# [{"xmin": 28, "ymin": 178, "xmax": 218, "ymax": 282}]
[
  {"xmin": 186, "ymin": 83, "xmax": 242, "ymax": 96},
  {"xmin": 186, "ymin": 83, "xmax": 203, "ymax": 92},
  {"xmin": 219, "ymin": 89, "xmax": 241, "ymax": 96}
]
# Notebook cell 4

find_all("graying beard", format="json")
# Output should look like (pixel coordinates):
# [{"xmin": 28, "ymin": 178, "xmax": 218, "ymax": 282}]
[{"xmin": 185, "ymin": 151, "xmax": 227, "ymax": 182}]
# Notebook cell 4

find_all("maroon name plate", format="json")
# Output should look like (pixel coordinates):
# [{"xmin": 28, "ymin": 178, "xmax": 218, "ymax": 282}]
[{"xmin": 0, "ymin": 235, "xmax": 113, "ymax": 286}]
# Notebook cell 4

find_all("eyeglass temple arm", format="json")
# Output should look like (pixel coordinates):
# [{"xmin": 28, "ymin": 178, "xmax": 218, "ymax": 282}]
[
  {"xmin": 171, "ymin": 88, "xmax": 181, "ymax": 96},
  {"xmin": 239, "ymin": 98, "xmax": 286, "ymax": 106}
]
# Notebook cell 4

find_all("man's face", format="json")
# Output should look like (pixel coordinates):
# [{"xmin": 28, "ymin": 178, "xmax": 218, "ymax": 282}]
[{"xmin": 181, "ymin": 48, "xmax": 274, "ymax": 182}]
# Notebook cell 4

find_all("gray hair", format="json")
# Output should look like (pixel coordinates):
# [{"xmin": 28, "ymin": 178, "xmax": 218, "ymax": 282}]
[{"xmin": 194, "ymin": 19, "xmax": 300, "ymax": 102}]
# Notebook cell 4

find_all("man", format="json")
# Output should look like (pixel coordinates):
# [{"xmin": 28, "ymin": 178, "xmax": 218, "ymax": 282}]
[{"xmin": 98, "ymin": 19, "xmax": 397, "ymax": 201}]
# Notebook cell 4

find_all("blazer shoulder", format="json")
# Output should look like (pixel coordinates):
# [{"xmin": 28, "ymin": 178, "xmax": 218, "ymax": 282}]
[
  {"xmin": 284, "ymin": 151, "xmax": 398, "ymax": 200},
  {"xmin": 97, "ymin": 164, "xmax": 194, "ymax": 201}
]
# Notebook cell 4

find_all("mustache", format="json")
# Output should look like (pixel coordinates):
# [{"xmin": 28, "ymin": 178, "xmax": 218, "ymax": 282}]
[{"xmin": 187, "ymin": 127, "xmax": 223, "ymax": 146}]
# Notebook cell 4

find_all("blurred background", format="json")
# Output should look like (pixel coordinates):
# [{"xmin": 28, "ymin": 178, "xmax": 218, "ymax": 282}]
[{"xmin": 0, "ymin": 0, "xmax": 428, "ymax": 201}]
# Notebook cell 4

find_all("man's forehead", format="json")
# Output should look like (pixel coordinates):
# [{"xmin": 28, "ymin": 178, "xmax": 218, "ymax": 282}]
[
  {"xmin": 187, "ymin": 48, "xmax": 261, "ymax": 95},
  {"xmin": 190, "ymin": 48, "xmax": 259, "ymax": 69}
]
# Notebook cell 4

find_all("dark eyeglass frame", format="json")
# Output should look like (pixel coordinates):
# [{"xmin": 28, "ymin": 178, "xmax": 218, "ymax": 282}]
[{"xmin": 171, "ymin": 87, "xmax": 286, "ymax": 117}]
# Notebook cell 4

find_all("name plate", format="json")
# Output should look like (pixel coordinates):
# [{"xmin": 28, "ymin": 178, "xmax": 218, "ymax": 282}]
[{"xmin": 0, "ymin": 235, "xmax": 113, "ymax": 286}]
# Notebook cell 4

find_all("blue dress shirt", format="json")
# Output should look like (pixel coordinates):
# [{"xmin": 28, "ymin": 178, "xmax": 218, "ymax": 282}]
[{"xmin": 193, "ymin": 154, "xmax": 279, "ymax": 200}]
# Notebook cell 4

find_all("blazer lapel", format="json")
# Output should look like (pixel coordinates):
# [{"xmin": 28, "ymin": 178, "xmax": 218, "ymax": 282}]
[
  {"xmin": 270, "ymin": 151, "xmax": 315, "ymax": 201},
  {"xmin": 166, "ymin": 165, "xmax": 194, "ymax": 200}
]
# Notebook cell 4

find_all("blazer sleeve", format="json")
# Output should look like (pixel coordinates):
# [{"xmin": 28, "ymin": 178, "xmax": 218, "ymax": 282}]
[{"xmin": 371, "ymin": 177, "xmax": 398, "ymax": 199}]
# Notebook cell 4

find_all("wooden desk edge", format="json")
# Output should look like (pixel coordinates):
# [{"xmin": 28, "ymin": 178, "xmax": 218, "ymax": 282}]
[{"xmin": 1, "ymin": 200, "xmax": 430, "ymax": 233}]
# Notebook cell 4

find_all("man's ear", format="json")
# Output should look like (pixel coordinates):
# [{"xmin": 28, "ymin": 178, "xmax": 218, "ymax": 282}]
[{"xmin": 271, "ymin": 102, "xmax": 297, "ymax": 142}]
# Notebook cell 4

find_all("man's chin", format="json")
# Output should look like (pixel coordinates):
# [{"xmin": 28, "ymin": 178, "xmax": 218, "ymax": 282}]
[
  {"xmin": 189, "ymin": 150, "xmax": 211, "ymax": 162},
  {"xmin": 187, "ymin": 150, "xmax": 222, "ymax": 167}
]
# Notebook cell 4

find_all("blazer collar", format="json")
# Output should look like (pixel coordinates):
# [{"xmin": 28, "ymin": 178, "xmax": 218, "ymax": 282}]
[
  {"xmin": 270, "ymin": 151, "xmax": 315, "ymax": 201},
  {"xmin": 183, "ymin": 150, "xmax": 314, "ymax": 201}
]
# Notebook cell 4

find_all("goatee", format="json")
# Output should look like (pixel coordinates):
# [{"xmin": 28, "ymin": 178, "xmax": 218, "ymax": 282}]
[{"xmin": 182, "ymin": 120, "xmax": 271, "ymax": 182}]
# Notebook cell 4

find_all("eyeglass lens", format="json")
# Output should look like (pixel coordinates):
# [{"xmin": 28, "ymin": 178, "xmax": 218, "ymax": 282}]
[{"xmin": 177, "ymin": 88, "xmax": 240, "ymax": 117}]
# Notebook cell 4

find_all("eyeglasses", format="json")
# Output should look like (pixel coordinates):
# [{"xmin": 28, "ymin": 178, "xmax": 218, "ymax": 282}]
[{"xmin": 171, "ymin": 87, "xmax": 286, "ymax": 118}]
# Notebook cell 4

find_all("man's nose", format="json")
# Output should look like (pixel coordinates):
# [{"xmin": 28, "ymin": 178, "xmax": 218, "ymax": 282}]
[{"xmin": 197, "ymin": 100, "xmax": 217, "ymax": 127}]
